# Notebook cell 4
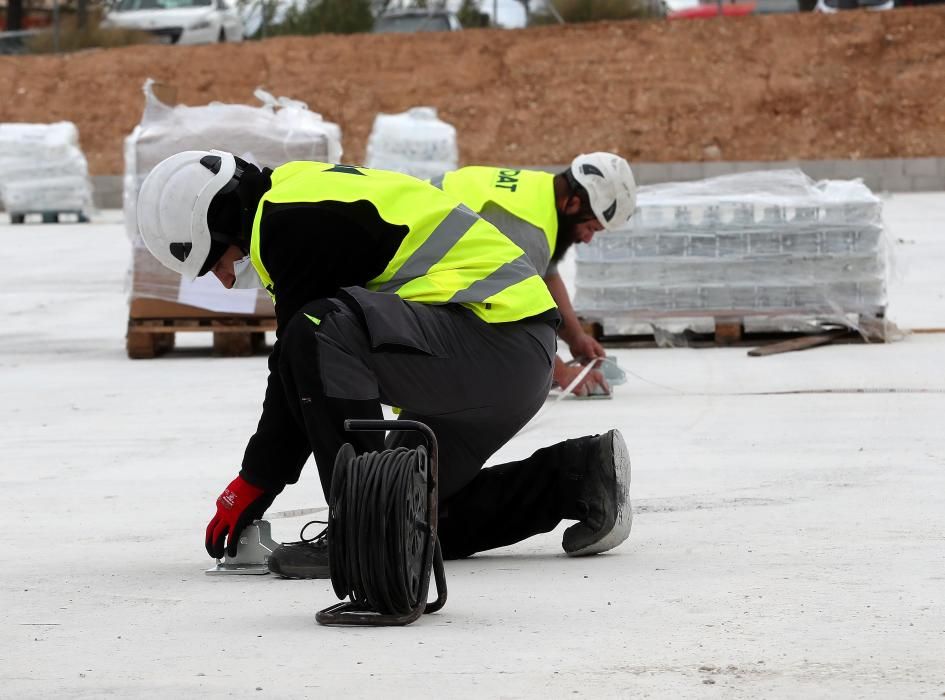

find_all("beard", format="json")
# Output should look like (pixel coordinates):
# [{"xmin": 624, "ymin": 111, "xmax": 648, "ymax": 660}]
[{"xmin": 551, "ymin": 211, "xmax": 583, "ymax": 265}]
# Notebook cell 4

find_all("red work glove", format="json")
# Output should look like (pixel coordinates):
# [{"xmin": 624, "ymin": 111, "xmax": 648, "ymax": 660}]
[{"xmin": 205, "ymin": 475, "xmax": 278, "ymax": 558}]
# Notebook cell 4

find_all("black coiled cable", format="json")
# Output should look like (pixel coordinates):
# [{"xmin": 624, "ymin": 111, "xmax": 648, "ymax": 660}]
[{"xmin": 328, "ymin": 445, "xmax": 429, "ymax": 615}]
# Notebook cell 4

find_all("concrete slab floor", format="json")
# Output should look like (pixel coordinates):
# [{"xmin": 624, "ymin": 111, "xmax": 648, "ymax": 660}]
[{"xmin": 0, "ymin": 195, "xmax": 942, "ymax": 698}]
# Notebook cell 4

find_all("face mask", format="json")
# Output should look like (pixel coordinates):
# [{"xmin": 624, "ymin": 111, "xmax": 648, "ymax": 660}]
[{"xmin": 232, "ymin": 255, "xmax": 262, "ymax": 290}]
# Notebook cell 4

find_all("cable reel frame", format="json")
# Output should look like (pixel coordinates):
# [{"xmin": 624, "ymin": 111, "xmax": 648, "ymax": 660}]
[{"xmin": 316, "ymin": 419, "xmax": 447, "ymax": 626}]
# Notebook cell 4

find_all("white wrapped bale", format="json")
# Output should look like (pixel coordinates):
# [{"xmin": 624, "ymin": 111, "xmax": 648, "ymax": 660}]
[
  {"xmin": 0, "ymin": 122, "xmax": 80, "ymax": 160},
  {"xmin": 2, "ymin": 176, "xmax": 93, "ymax": 214},
  {"xmin": 0, "ymin": 122, "xmax": 93, "ymax": 218},
  {"xmin": 573, "ymin": 170, "xmax": 889, "ymax": 337},
  {"xmin": 124, "ymin": 80, "xmax": 343, "ymax": 246},
  {"xmin": 0, "ymin": 151, "xmax": 88, "ymax": 185},
  {"xmin": 124, "ymin": 79, "xmax": 344, "ymax": 311},
  {"xmin": 365, "ymin": 107, "xmax": 458, "ymax": 180}
]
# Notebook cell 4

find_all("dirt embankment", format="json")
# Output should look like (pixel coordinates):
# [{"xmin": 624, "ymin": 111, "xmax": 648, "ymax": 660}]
[{"xmin": 2, "ymin": 7, "xmax": 945, "ymax": 175}]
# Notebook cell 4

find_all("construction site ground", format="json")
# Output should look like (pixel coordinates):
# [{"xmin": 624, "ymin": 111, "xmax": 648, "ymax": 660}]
[
  {"xmin": 2, "ymin": 7, "xmax": 945, "ymax": 174},
  {"xmin": 1, "ymin": 193, "xmax": 943, "ymax": 697}
]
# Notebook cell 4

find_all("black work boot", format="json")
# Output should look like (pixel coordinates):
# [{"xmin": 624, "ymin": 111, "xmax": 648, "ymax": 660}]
[
  {"xmin": 561, "ymin": 429, "xmax": 633, "ymax": 556},
  {"xmin": 267, "ymin": 523, "xmax": 330, "ymax": 579}
]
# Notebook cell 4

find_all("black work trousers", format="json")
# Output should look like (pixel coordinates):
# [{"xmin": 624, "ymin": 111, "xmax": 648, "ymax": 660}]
[{"xmin": 277, "ymin": 286, "xmax": 575, "ymax": 559}]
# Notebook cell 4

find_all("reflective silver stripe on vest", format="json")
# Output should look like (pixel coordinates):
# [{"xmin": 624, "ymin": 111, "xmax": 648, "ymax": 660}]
[
  {"xmin": 478, "ymin": 202, "xmax": 552, "ymax": 277},
  {"xmin": 429, "ymin": 179, "xmax": 551, "ymax": 275},
  {"xmin": 448, "ymin": 253, "xmax": 538, "ymax": 305},
  {"xmin": 377, "ymin": 204, "xmax": 479, "ymax": 293}
]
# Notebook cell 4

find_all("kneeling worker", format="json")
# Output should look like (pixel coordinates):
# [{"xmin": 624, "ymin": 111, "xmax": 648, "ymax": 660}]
[
  {"xmin": 432, "ymin": 153, "xmax": 636, "ymax": 397},
  {"xmin": 136, "ymin": 152, "xmax": 633, "ymax": 579}
]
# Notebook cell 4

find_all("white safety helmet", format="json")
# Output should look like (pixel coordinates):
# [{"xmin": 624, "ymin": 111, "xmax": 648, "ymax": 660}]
[
  {"xmin": 136, "ymin": 149, "xmax": 241, "ymax": 280},
  {"xmin": 570, "ymin": 152, "xmax": 637, "ymax": 231}
]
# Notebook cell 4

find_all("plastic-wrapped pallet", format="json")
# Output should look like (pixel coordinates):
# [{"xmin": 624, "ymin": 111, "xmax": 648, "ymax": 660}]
[
  {"xmin": 124, "ymin": 79, "xmax": 343, "ymax": 312},
  {"xmin": 573, "ymin": 169, "xmax": 888, "ymax": 339},
  {"xmin": 365, "ymin": 107, "xmax": 457, "ymax": 180},
  {"xmin": 0, "ymin": 122, "xmax": 93, "ymax": 221}
]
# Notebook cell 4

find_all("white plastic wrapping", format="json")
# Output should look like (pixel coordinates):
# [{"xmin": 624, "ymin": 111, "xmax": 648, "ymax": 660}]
[
  {"xmin": 0, "ymin": 122, "xmax": 93, "ymax": 216},
  {"xmin": 0, "ymin": 122, "xmax": 80, "ymax": 160},
  {"xmin": 0, "ymin": 153, "xmax": 89, "ymax": 184},
  {"xmin": 124, "ymin": 79, "xmax": 343, "ymax": 308},
  {"xmin": 2, "ymin": 176, "xmax": 93, "ymax": 213},
  {"xmin": 365, "ymin": 106, "xmax": 458, "ymax": 180},
  {"xmin": 573, "ymin": 170, "xmax": 889, "ymax": 338}
]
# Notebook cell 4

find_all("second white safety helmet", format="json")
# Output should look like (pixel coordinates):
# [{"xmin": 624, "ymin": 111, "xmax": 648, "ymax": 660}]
[
  {"xmin": 570, "ymin": 152, "xmax": 637, "ymax": 231},
  {"xmin": 136, "ymin": 149, "xmax": 241, "ymax": 281}
]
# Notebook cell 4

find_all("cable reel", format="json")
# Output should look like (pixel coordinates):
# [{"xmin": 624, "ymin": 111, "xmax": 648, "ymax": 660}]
[{"xmin": 316, "ymin": 419, "xmax": 447, "ymax": 626}]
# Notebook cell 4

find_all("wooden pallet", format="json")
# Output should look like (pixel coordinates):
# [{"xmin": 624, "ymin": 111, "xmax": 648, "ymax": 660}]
[
  {"xmin": 10, "ymin": 210, "xmax": 90, "ymax": 224},
  {"xmin": 126, "ymin": 252, "xmax": 277, "ymax": 358},
  {"xmin": 583, "ymin": 314, "xmax": 893, "ymax": 357},
  {"xmin": 126, "ymin": 317, "xmax": 276, "ymax": 359}
]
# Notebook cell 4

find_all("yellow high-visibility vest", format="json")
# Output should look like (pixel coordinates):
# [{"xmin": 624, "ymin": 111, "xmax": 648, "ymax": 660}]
[
  {"xmin": 434, "ymin": 167, "xmax": 558, "ymax": 274},
  {"xmin": 250, "ymin": 162, "xmax": 556, "ymax": 323}
]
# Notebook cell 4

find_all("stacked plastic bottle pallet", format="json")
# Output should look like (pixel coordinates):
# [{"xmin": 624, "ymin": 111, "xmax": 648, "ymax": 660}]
[
  {"xmin": 0, "ymin": 121, "xmax": 93, "ymax": 222},
  {"xmin": 573, "ymin": 170, "xmax": 887, "ymax": 335},
  {"xmin": 365, "ymin": 106, "xmax": 458, "ymax": 181}
]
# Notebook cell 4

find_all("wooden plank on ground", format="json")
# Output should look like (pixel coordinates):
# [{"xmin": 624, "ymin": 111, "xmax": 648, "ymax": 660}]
[{"xmin": 747, "ymin": 332, "xmax": 847, "ymax": 357}]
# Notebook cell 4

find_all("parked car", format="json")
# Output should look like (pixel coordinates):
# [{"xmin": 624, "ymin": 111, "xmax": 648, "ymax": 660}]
[
  {"xmin": 814, "ymin": 0, "xmax": 892, "ymax": 10},
  {"xmin": 372, "ymin": 8, "xmax": 462, "ymax": 33},
  {"xmin": 101, "ymin": 0, "xmax": 244, "ymax": 45},
  {"xmin": 668, "ymin": 0, "xmax": 798, "ymax": 17},
  {"xmin": 669, "ymin": 3, "xmax": 756, "ymax": 18},
  {"xmin": 0, "ymin": 29, "xmax": 42, "ymax": 54}
]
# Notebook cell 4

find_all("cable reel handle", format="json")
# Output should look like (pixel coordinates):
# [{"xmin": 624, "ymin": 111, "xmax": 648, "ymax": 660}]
[{"xmin": 344, "ymin": 419, "xmax": 439, "ymax": 473}]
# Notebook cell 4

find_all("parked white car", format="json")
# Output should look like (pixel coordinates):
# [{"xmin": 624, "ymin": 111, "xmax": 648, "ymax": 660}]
[
  {"xmin": 814, "ymin": 0, "xmax": 893, "ymax": 11},
  {"xmin": 372, "ymin": 9, "xmax": 463, "ymax": 33},
  {"xmin": 101, "ymin": 0, "xmax": 244, "ymax": 45}
]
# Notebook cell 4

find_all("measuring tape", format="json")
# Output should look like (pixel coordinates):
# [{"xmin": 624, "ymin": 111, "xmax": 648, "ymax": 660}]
[{"xmin": 262, "ymin": 506, "xmax": 328, "ymax": 520}]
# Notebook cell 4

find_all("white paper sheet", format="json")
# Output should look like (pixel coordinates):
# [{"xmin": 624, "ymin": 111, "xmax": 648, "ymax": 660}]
[{"xmin": 177, "ymin": 274, "xmax": 258, "ymax": 314}]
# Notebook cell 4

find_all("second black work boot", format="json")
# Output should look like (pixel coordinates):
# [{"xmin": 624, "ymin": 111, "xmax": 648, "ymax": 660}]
[
  {"xmin": 562, "ymin": 429, "xmax": 633, "ymax": 556},
  {"xmin": 267, "ymin": 524, "xmax": 330, "ymax": 579}
]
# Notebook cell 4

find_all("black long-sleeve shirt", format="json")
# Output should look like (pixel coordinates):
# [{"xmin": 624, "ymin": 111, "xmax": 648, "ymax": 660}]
[{"xmin": 238, "ymin": 199, "xmax": 408, "ymax": 490}]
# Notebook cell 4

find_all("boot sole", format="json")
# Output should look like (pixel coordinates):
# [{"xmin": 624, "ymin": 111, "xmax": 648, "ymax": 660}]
[
  {"xmin": 267, "ymin": 558, "xmax": 331, "ymax": 579},
  {"xmin": 565, "ymin": 428, "xmax": 633, "ymax": 556}
]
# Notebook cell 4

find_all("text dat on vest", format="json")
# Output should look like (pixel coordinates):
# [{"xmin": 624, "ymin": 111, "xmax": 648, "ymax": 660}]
[{"xmin": 494, "ymin": 169, "xmax": 522, "ymax": 192}]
